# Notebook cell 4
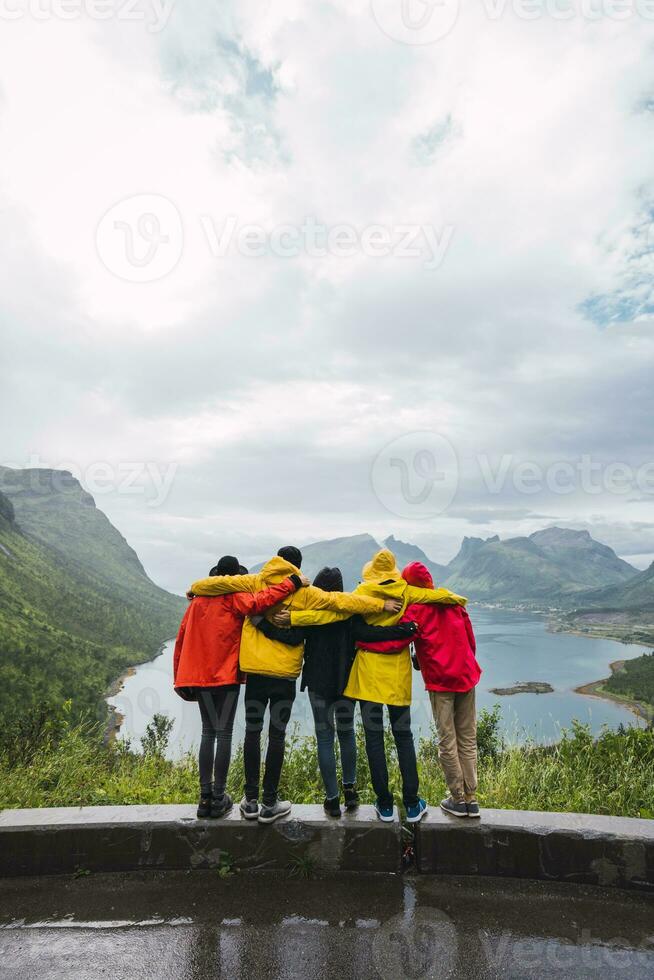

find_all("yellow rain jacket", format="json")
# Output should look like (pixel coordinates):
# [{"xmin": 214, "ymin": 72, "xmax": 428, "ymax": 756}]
[
  {"xmin": 289, "ymin": 549, "xmax": 467, "ymax": 706},
  {"xmin": 189, "ymin": 556, "xmax": 386, "ymax": 680}
]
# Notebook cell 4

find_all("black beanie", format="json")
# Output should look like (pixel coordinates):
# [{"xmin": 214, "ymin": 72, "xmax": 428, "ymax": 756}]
[
  {"xmin": 238, "ymin": 565, "xmax": 249, "ymax": 575},
  {"xmin": 313, "ymin": 566, "xmax": 343, "ymax": 592},
  {"xmin": 209, "ymin": 555, "xmax": 240, "ymax": 576},
  {"xmin": 278, "ymin": 545, "xmax": 302, "ymax": 569}
]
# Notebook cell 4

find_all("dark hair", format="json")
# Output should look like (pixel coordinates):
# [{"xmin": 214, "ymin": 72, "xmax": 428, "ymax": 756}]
[
  {"xmin": 313, "ymin": 566, "xmax": 343, "ymax": 592},
  {"xmin": 209, "ymin": 555, "xmax": 240, "ymax": 576},
  {"xmin": 238, "ymin": 565, "xmax": 249, "ymax": 575},
  {"xmin": 277, "ymin": 545, "xmax": 302, "ymax": 569}
]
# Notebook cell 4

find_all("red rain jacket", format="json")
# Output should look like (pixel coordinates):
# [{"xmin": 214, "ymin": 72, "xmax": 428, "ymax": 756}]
[
  {"xmin": 362, "ymin": 562, "xmax": 481, "ymax": 693},
  {"xmin": 173, "ymin": 577, "xmax": 298, "ymax": 693}
]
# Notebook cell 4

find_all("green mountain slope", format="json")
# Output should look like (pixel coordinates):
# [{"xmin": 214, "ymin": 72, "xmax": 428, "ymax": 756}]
[
  {"xmin": 574, "ymin": 561, "xmax": 654, "ymax": 611},
  {"xmin": 0, "ymin": 469, "xmax": 185, "ymax": 729},
  {"xmin": 444, "ymin": 527, "xmax": 638, "ymax": 603}
]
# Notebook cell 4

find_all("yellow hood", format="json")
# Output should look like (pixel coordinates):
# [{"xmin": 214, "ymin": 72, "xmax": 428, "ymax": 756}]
[{"xmin": 362, "ymin": 548, "xmax": 401, "ymax": 584}]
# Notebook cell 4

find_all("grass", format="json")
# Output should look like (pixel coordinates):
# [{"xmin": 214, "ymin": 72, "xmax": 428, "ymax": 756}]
[{"xmin": 1, "ymin": 704, "xmax": 653, "ymax": 819}]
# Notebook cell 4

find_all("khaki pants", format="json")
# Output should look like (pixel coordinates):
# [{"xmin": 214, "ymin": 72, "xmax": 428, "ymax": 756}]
[{"xmin": 429, "ymin": 689, "xmax": 478, "ymax": 803}]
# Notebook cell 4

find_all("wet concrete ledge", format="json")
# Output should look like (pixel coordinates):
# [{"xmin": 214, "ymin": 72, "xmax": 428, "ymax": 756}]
[
  {"xmin": 415, "ymin": 808, "xmax": 654, "ymax": 892},
  {"xmin": 0, "ymin": 804, "xmax": 402, "ymax": 877},
  {"xmin": 1, "ymin": 805, "xmax": 653, "ymax": 890}
]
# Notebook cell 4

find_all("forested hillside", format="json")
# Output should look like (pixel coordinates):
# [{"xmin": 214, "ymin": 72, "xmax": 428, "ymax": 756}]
[{"xmin": 0, "ymin": 469, "xmax": 185, "ymax": 731}]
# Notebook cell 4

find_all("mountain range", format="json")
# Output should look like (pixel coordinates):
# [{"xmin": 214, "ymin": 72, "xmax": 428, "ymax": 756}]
[{"xmin": 265, "ymin": 527, "xmax": 652, "ymax": 609}]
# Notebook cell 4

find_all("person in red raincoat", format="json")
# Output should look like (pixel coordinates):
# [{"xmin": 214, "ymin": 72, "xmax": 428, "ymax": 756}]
[{"xmin": 174, "ymin": 555, "xmax": 306, "ymax": 819}]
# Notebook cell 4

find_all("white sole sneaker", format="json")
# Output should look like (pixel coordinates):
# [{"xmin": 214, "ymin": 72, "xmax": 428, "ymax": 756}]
[
  {"xmin": 258, "ymin": 803, "xmax": 292, "ymax": 824},
  {"xmin": 406, "ymin": 805, "xmax": 428, "ymax": 824},
  {"xmin": 239, "ymin": 799, "xmax": 259, "ymax": 820},
  {"xmin": 440, "ymin": 801, "xmax": 468, "ymax": 818}
]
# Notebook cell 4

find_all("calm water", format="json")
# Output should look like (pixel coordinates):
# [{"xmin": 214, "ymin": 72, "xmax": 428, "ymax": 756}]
[{"xmin": 107, "ymin": 607, "xmax": 648, "ymax": 759}]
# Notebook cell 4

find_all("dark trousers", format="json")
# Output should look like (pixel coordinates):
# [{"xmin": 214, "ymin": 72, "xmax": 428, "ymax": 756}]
[
  {"xmin": 196, "ymin": 685, "xmax": 240, "ymax": 797},
  {"xmin": 308, "ymin": 692, "xmax": 357, "ymax": 800},
  {"xmin": 360, "ymin": 701, "xmax": 419, "ymax": 809},
  {"xmin": 244, "ymin": 673, "xmax": 296, "ymax": 807}
]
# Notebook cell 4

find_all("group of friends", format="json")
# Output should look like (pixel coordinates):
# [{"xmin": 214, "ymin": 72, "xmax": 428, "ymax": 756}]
[{"xmin": 173, "ymin": 545, "xmax": 482, "ymax": 824}]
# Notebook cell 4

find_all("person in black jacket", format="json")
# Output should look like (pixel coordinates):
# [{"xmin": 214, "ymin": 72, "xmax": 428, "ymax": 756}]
[{"xmin": 255, "ymin": 566, "xmax": 417, "ymax": 817}]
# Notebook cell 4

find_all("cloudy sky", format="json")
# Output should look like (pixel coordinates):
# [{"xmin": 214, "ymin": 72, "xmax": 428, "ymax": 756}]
[{"xmin": 1, "ymin": 0, "xmax": 653, "ymax": 593}]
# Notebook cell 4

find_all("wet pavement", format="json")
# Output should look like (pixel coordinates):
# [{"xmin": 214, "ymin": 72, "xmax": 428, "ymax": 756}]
[{"xmin": 0, "ymin": 871, "xmax": 652, "ymax": 979}]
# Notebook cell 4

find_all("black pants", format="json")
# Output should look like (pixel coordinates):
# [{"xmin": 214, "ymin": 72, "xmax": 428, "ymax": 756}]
[
  {"xmin": 243, "ymin": 673, "xmax": 296, "ymax": 806},
  {"xmin": 196, "ymin": 685, "xmax": 240, "ymax": 797},
  {"xmin": 359, "ymin": 701, "xmax": 419, "ymax": 809}
]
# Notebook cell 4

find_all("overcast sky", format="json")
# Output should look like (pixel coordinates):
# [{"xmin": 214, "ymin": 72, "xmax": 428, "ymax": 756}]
[{"xmin": 1, "ymin": 1, "xmax": 653, "ymax": 593}]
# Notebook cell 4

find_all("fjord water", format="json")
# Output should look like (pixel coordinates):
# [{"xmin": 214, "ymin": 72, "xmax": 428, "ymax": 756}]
[{"xmin": 107, "ymin": 607, "xmax": 648, "ymax": 759}]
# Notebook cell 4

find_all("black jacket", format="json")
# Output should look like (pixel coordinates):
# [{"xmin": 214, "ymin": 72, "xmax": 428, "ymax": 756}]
[{"xmin": 256, "ymin": 615, "xmax": 416, "ymax": 700}]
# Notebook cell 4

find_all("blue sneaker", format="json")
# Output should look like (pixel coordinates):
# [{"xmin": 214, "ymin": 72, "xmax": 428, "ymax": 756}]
[
  {"xmin": 406, "ymin": 799, "xmax": 428, "ymax": 823},
  {"xmin": 374, "ymin": 800, "xmax": 395, "ymax": 822}
]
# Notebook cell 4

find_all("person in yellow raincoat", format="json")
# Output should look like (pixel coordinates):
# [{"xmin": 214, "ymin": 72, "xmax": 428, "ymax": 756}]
[
  {"xmin": 279, "ymin": 548, "xmax": 467, "ymax": 823},
  {"xmin": 187, "ymin": 545, "xmax": 403, "ymax": 824}
]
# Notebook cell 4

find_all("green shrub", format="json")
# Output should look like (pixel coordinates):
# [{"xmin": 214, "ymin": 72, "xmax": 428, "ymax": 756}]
[{"xmin": 1, "ymin": 706, "xmax": 652, "ymax": 819}]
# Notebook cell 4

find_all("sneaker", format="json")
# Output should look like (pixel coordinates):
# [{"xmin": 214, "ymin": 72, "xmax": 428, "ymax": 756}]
[
  {"xmin": 197, "ymin": 795, "xmax": 212, "ymax": 819},
  {"xmin": 440, "ymin": 796, "xmax": 468, "ymax": 818},
  {"xmin": 466, "ymin": 800, "xmax": 481, "ymax": 818},
  {"xmin": 239, "ymin": 796, "xmax": 260, "ymax": 820},
  {"xmin": 258, "ymin": 799, "xmax": 292, "ymax": 824},
  {"xmin": 374, "ymin": 800, "xmax": 395, "ymax": 822},
  {"xmin": 210, "ymin": 792, "xmax": 233, "ymax": 819},
  {"xmin": 406, "ymin": 799, "xmax": 428, "ymax": 823},
  {"xmin": 323, "ymin": 796, "xmax": 342, "ymax": 818},
  {"xmin": 343, "ymin": 784, "xmax": 359, "ymax": 811}
]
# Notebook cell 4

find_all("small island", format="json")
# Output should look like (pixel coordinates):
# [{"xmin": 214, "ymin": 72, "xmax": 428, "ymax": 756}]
[{"xmin": 489, "ymin": 681, "xmax": 554, "ymax": 696}]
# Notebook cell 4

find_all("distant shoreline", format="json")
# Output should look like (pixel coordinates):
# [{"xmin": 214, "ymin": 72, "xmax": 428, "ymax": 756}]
[
  {"xmin": 103, "ymin": 641, "xmax": 170, "ymax": 745},
  {"xmin": 574, "ymin": 660, "xmax": 653, "ymax": 724}
]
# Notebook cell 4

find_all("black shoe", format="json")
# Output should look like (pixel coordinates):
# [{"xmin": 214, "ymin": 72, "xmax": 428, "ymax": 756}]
[
  {"xmin": 197, "ymin": 795, "xmax": 212, "ymax": 819},
  {"xmin": 210, "ymin": 793, "xmax": 233, "ymax": 819},
  {"xmin": 324, "ymin": 796, "xmax": 342, "ymax": 818},
  {"xmin": 466, "ymin": 800, "xmax": 481, "ymax": 818},
  {"xmin": 440, "ymin": 796, "xmax": 468, "ymax": 818},
  {"xmin": 343, "ymin": 784, "xmax": 359, "ymax": 811}
]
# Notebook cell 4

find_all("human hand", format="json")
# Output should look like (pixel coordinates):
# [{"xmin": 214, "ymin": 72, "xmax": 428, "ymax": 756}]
[
  {"xmin": 186, "ymin": 590, "xmax": 195, "ymax": 600},
  {"xmin": 271, "ymin": 609, "xmax": 291, "ymax": 627},
  {"xmin": 299, "ymin": 574, "xmax": 310, "ymax": 587},
  {"xmin": 383, "ymin": 598, "xmax": 402, "ymax": 614}
]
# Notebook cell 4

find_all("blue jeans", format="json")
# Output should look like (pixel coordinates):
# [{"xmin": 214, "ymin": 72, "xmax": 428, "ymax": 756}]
[{"xmin": 308, "ymin": 692, "xmax": 357, "ymax": 800}]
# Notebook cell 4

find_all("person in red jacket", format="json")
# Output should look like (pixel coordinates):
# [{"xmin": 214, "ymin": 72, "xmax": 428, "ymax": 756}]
[
  {"xmin": 173, "ymin": 555, "xmax": 306, "ymax": 819},
  {"xmin": 362, "ymin": 561, "xmax": 482, "ymax": 819}
]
